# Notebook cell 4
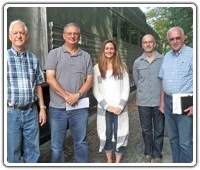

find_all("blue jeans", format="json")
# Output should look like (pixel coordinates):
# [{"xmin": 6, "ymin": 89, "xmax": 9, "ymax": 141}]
[
  {"xmin": 49, "ymin": 107, "xmax": 89, "ymax": 163},
  {"xmin": 138, "ymin": 106, "xmax": 165, "ymax": 158},
  {"xmin": 105, "ymin": 111, "xmax": 125, "ymax": 155},
  {"xmin": 165, "ymin": 96, "xmax": 193, "ymax": 163},
  {"xmin": 7, "ymin": 105, "xmax": 40, "ymax": 163}
]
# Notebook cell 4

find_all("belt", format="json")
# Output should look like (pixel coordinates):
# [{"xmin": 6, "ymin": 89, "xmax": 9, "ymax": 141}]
[{"xmin": 7, "ymin": 102, "xmax": 36, "ymax": 110}]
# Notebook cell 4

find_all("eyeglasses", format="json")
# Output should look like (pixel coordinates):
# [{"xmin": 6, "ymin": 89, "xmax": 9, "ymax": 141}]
[
  {"xmin": 142, "ymin": 41, "xmax": 154, "ymax": 44},
  {"xmin": 169, "ymin": 37, "xmax": 182, "ymax": 42},
  {"xmin": 12, "ymin": 31, "xmax": 26, "ymax": 36},
  {"xmin": 65, "ymin": 32, "xmax": 80, "ymax": 36}
]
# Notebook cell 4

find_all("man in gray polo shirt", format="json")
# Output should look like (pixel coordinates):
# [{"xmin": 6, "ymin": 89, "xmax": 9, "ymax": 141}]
[
  {"xmin": 132, "ymin": 34, "xmax": 165, "ymax": 163},
  {"xmin": 45, "ymin": 23, "xmax": 93, "ymax": 163}
]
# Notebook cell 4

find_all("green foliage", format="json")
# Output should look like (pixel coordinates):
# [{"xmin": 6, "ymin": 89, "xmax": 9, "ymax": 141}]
[
  {"xmin": 168, "ymin": 7, "xmax": 193, "ymax": 47},
  {"xmin": 145, "ymin": 7, "xmax": 193, "ymax": 54}
]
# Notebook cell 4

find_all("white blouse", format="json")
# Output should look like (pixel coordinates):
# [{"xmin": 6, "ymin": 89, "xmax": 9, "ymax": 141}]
[{"xmin": 102, "ymin": 70, "xmax": 120, "ymax": 106}]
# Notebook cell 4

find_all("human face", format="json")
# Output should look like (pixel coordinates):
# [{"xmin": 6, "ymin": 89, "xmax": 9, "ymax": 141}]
[
  {"xmin": 168, "ymin": 28, "xmax": 185, "ymax": 52},
  {"xmin": 9, "ymin": 23, "xmax": 28, "ymax": 50},
  {"xmin": 104, "ymin": 42, "xmax": 115, "ymax": 59},
  {"xmin": 63, "ymin": 25, "xmax": 80, "ymax": 46},
  {"xmin": 142, "ymin": 35, "xmax": 156, "ymax": 53}
]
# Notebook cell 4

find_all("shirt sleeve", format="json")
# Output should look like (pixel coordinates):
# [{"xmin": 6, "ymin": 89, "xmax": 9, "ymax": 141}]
[
  {"xmin": 92, "ymin": 64, "xmax": 109, "ymax": 110},
  {"xmin": 36, "ymin": 57, "xmax": 45, "ymax": 85},
  {"xmin": 86, "ymin": 54, "xmax": 93, "ymax": 76},
  {"xmin": 45, "ymin": 48, "xmax": 58, "ymax": 71},
  {"xmin": 132, "ymin": 60, "xmax": 139, "ymax": 87},
  {"xmin": 117, "ymin": 70, "xmax": 130, "ymax": 110}
]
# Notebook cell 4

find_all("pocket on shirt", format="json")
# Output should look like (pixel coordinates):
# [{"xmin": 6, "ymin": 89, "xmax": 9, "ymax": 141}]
[{"xmin": 138, "ymin": 66, "xmax": 148, "ymax": 78}]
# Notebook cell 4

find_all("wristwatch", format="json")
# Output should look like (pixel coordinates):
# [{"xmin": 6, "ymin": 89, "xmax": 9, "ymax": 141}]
[
  {"xmin": 40, "ymin": 105, "xmax": 46, "ymax": 109},
  {"xmin": 77, "ymin": 92, "xmax": 82, "ymax": 98}
]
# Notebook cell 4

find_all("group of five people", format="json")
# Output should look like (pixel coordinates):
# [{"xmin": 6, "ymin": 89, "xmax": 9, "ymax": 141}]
[{"xmin": 7, "ymin": 20, "xmax": 193, "ymax": 163}]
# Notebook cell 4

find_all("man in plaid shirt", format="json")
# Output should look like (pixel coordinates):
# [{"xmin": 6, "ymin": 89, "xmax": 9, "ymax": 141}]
[{"xmin": 7, "ymin": 20, "xmax": 46, "ymax": 163}]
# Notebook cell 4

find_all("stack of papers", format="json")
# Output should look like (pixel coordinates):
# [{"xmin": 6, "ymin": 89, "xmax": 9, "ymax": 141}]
[
  {"xmin": 172, "ymin": 93, "xmax": 193, "ymax": 114},
  {"xmin": 66, "ymin": 97, "xmax": 89, "ymax": 111}
]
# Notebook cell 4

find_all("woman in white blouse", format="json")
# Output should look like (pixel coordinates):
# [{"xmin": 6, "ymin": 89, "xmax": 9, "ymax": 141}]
[{"xmin": 93, "ymin": 39, "xmax": 130, "ymax": 163}]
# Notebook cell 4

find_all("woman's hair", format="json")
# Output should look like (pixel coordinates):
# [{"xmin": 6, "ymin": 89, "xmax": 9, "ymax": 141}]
[{"xmin": 98, "ymin": 39, "xmax": 127, "ymax": 78}]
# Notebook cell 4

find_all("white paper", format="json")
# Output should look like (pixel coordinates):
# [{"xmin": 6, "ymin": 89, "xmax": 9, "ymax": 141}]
[
  {"xmin": 172, "ymin": 93, "xmax": 193, "ymax": 114},
  {"xmin": 66, "ymin": 97, "xmax": 89, "ymax": 111}
]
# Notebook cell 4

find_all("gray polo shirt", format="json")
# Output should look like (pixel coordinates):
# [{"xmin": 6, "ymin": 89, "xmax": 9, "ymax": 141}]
[
  {"xmin": 45, "ymin": 45, "xmax": 93, "ymax": 108},
  {"xmin": 132, "ymin": 51, "xmax": 163, "ymax": 107}
]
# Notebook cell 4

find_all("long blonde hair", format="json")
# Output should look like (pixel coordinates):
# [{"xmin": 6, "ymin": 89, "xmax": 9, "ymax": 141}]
[{"xmin": 98, "ymin": 39, "xmax": 127, "ymax": 78}]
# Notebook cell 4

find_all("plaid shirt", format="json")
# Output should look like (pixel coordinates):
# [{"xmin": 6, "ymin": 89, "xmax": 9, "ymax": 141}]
[
  {"xmin": 7, "ymin": 48, "xmax": 45, "ymax": 105},
  {"xmin": 159, "ymin": 45, "xmax": 193, "ymax": 96}
]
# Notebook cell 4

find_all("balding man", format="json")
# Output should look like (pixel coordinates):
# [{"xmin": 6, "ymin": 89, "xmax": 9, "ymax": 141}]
[{"xmin": 133, "ymin": 34, "xmax": 165, "ymax": 163}]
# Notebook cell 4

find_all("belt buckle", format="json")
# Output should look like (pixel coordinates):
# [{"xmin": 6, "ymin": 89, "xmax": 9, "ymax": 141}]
[
  {"xmin": 7, "ymin": 103, "xmax": 35, "ymax": 110},
  {"xmin": 17, "ymin": 105, "xmax": 29, "ymax": 110}
]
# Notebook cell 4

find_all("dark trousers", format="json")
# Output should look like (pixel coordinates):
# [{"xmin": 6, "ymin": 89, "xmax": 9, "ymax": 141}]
[{"xmin": 138, "ymin": 106, "xmax": 165, "ymax": 158}]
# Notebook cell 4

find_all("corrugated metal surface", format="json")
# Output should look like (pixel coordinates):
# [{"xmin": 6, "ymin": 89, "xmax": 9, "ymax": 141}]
[{"xmin": 48, "ymin": 21, "xmax": 143, "ymax": 70}]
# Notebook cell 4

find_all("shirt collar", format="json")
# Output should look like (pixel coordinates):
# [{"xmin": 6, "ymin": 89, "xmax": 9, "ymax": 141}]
[
  {"xmin": 62, "ymin": 45, "xmax": 82, "ymax": 56},
  {"xmin": 141, "ymin": 50, "xmax": 162, "ymax": 61},
  {"xmin": 11, "ymin": 47, "xmax": 26, "ymax": 57},
  {"xmin": 170, "ymin": 44, "xmax": 186, "ymax": 56}
]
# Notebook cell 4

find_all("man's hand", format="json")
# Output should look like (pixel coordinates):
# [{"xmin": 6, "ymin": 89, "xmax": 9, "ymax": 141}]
[
  {"xmin": 65, "ymin": 92, "xmax": 79, "ymax": 106},
  {"xmin": 39, "ymin": 109, "xmax": 47, "ymax": 126},
  {"xmin": 184, "ymin": 106, "xmax": 193, "ymax": 116}
]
